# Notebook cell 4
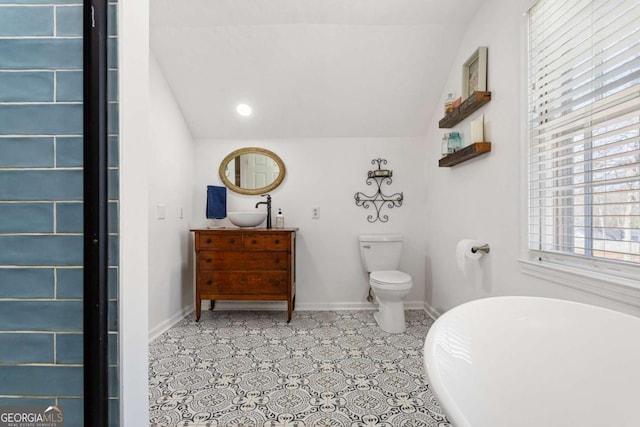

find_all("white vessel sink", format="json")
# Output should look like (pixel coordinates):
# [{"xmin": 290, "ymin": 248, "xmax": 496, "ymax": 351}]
[{"xmin": 227, "ymin": 211, "xmax": 267, "ymax": 228}]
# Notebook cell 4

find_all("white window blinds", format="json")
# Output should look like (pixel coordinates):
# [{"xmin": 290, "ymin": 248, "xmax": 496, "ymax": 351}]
[{"xmin": 528, "ymin": 0, "xmax": 640, "ymax": 265}]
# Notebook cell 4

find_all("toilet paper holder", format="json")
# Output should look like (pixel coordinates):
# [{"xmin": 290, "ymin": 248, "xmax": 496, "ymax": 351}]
[{"xmin": 471, "ymin": 244, "xmax": 490, "ymax": 254}]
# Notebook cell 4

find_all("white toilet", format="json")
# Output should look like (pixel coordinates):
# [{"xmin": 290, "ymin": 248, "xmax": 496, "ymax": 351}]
[{"xmin": 359, "ymin": 234, "xmax": 413, "ymax": 333}]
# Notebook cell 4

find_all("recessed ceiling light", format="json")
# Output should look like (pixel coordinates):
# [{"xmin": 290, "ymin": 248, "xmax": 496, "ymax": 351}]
[{"xmin": 236, "ymin": 103, "xmax": 252, "ymax": 117}]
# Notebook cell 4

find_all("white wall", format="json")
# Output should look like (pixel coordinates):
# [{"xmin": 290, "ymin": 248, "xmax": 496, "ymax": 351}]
[
  {"xmin": 148, "ymin": 53, "xmax": 196, "ymax": 337},
  {"xmin": 119, "ymin": 0, "xmax": 150, "ymax": 424},
  {"xmin": 193, "ymin": 137, "xmax": 427, "ymax": 309},
  {"xmin": 423, "ymin": 0, "xmax": 640, "ymax": 317}
]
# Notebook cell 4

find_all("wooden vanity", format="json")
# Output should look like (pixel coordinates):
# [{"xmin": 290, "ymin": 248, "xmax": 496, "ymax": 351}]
[{"xmin": 191, "ymin": 228, "xmax": 297, "ymax": 322}]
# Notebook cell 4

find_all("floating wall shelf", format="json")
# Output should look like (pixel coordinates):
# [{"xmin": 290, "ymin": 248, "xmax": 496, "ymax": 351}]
[
  {"xmin": 439, "ymin": 142, "xmax": 492, "ymax": 167},
  {"xmin": 439, "ymin": 91, "xmax": 491, "ymax": 129}
]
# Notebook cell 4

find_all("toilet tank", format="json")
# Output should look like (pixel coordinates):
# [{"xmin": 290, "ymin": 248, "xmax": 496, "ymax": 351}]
[{"xmin": 359, "ymin": 234, "xmax": 403, "ymax": 272}]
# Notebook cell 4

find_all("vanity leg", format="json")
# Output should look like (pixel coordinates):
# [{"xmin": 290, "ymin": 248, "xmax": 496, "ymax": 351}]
[
  {"xmin": 209, "ymin": 300, "xmax": 215, "ymax": 311},
  {"xmin": 287, "ymin": 296, "xmax": 295, "ymax": 323},
  {"xmin": 196, "ymin": 295, "xmax": 201, "ymax": 322}
]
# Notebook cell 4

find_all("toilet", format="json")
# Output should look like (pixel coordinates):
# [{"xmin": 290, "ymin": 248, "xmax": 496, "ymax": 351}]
[{"xmin": 359, "ymin": 234, "xmax": 413, "ymax": 333}]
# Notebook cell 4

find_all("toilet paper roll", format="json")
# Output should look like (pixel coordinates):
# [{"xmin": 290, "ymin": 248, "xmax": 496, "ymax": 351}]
[{"xmin": 456, "ymin": 239, "xmax": 484, "ymax": 273}]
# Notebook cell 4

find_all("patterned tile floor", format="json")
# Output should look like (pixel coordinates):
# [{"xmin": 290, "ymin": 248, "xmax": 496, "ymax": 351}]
[{"xmin": 149, "ymin": 309, "xmax": 450, "ymax": 426}]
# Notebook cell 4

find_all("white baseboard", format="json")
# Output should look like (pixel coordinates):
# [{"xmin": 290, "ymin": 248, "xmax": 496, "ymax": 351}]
[
  {"xmin": 423, "ymin": 301, "xmax": 442, "ymax": 320},
  {"xmin": 298, "ymin": 302, "xmax": 376, "ymax": 311},
  {"xmin": 201, "ymin": 300, "xmax": 426, "ymax": 312},
  {"xmin": 148, "ymin": 306, "xmax": 194, "ymax": 342},
  {"xmin": 401, "ymin": 301, "xmax": 426, "ymax": 310}
]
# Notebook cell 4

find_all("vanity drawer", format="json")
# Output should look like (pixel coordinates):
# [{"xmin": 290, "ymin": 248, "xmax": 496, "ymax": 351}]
[
  {"xmin": 197, "ymin": 251, "xmax": 289, "ymax": 271},
  {"xmin": 243, "ymin": 233, "xmax": 290, "ymax": 251},
  {"xmin": 196, "ymin": 233, "xmax": 242, "ymax": 250},
  {"xmin": 198, "ymin": 272, "xmax": 288, "ymax": 296}
]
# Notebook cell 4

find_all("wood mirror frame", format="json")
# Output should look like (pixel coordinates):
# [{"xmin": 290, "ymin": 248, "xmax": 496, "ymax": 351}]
[{"xmin": 218, "ymin": 147, "xmax": 286, "ymax": 195}]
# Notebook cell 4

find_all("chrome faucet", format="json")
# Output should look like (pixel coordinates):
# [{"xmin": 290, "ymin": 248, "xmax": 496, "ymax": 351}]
[{"xmin": 255, "ymin": 194, "xmax": 272, "ymax": 229}]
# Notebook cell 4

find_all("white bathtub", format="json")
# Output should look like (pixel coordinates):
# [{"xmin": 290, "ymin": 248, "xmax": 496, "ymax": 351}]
[{"xmin": 423, "ymin": 296, "xmax": 640, "ymax": 427}]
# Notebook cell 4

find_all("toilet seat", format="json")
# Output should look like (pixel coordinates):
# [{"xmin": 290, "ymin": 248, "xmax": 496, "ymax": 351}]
[{"xmin": 370, "ymin": 270, "xmax": 412, "ymax": 290}]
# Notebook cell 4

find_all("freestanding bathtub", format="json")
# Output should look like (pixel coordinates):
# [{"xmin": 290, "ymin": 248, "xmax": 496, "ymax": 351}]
[{"xmin": 423, "ymin": 296, "xmax": 640, "ymax": 427}]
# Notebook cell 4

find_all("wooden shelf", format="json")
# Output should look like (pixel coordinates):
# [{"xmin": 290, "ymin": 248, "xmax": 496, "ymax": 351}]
[
  {"xmin": 439, "ymin": 142, "xmax": 491, "ymax": 167},
  {"xmin": 439, "ymin": 91, "xmax": 491, "ymax": 128}
]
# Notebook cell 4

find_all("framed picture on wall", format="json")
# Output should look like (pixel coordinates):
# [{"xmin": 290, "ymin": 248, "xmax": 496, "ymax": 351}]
[{"xmin": 462, "ymin": 47, "xmax": 488, "ymax": 99}]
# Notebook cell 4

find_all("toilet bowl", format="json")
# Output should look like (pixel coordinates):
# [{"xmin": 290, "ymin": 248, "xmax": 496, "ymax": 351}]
[
  {"xmin": 370, "ymin": 270, "xmax": 413, "ymax": 333},
  {"xmin": 359, "ymin": 234, "xmax": 414, "ymax": 333}
]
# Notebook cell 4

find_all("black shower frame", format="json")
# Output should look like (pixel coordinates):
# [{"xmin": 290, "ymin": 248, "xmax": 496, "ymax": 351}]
[{"xmin": 83, "ymin": 0, "xmax": 110, "ymax": 425}]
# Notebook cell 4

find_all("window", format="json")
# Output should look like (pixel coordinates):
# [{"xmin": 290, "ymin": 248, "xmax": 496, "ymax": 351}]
[{"xmin": 528, "ymin": 0, "xmax": 640, "ymax": 269}]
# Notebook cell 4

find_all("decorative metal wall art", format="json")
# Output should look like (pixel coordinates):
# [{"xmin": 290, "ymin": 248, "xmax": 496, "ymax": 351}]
[{"xmin": 354, "ymin": 158, "xmax": 404, "ymax": 223}]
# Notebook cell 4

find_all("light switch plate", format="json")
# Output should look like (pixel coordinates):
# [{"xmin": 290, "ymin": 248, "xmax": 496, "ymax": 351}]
[{"xmin": 157, "ymin": 204, "xmax": 166, "ymax": 220}]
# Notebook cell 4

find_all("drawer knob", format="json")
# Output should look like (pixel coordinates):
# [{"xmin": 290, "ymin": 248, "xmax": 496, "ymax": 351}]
[
  {"xmin": 207, "ymin": 280, "xmax": 212, "ymax": 285},
  {"xmin": 206, "ymin": 238, "xmax": 212, "ymax": 244},
  {"xmin": 273, "ymin": 281, "xmax": 280, "ymax": 286},
  {"xmin": 275, "ymin": 239, "xmax": 280, "ymax": 244},
  {"xmin": 206, "ymin": 258, "xmax": 212, "ymax": 263},
  {"xmin": 274, "ymin": 258, "xmax": 280, "ymax": 264},
  {"xmin": 229, "ymin": 238, "xmax": 235, "ymax": 244},
  {"xmin": 252, "ymin": 239, "xmax": 257, "ymax": 244}
]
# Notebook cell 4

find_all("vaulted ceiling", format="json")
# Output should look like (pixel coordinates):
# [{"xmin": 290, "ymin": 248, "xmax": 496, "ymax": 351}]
[{"xmin": 150, "ymin": 0, "xmax": 484, "ymax": 139}]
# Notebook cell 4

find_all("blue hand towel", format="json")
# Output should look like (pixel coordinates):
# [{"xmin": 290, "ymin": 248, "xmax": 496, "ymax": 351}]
[{"xmin": 206, "ymin": 186, "xmax": 227, "ymax": 219}]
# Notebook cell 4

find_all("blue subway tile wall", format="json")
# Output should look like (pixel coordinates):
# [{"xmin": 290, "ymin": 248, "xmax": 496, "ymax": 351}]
[
  {"xmin": 54, "ymin": 136, "xmax": 82, "ymax": 166},
  {"xmin": 0, "ymin": 72, "xmax": 54, "ymax": 102},
  {"xmin": 109, "ymin": 267, "xmax": 118, "ymax": 299},
  {"xmin": 0, "ymin": 0, "xmax": 81, "ymax": 4},
  {"xmin": 56, "ymin": 268, "xmax": 82, "ymax": 298},
  {"xmin": 0, "ymin": 1, "xmax": 120, "ymax": 424},
  {"xmin": 0, "ymin": 333, "xmax": 54, "ymax": 363},
  {"xmin": 0, "ymin": 6, "xmax": 53, "ymax": 36},
  {"xmin": 0, "ymin": 398, "xmax": 56, "ymax": 406},
  {"xmin": 0, "ymin": 365, "xmax": 83, "ymax": 396},
  {"xmin": 0, "ymin": 268, "xmax": 54, "ymax": 298},
  {"xmin": 54, "ymin": 5, "xmax": 81, "ymax": 36},
  {"xmin": 0, "ymin": 170, "xmax": 83, "ymax": 200},
  {"xmin": 55, "ymin": 71, "xmax": 82, "ymax": 102},
  {"xmin": 0, "ymin": 235, "xmax": 82, "ymax": 265},
  {"xmin": 57, "ymin": 398, "xmax": 82, "ymax": 426},
  {"xmin": 0, "ymin": 137, "xmax": 54, "ymax": 167},
  {"xmin": 0, "ymin": 104, "xmax": 83, "ymax": 135},
  {"xmin": 55, "ymin": 333, "xmax": 82, "ymax": 364},
  {"xmin": 0, "ymin": 39, "xmax": 82, "ymax": 69},
  {"xmin": 0, "ymin": 301, "xmax": 82, "ymax": 331},
  {"xmin": 108, "ymin": 70, "xmax": 119, "ymax": 102},
  {"xmin": 55, "ymin": 202, "xmax": 82, "ymax": 233},
  {"xmin": 0, "ymin": 203, "xmax": 53, "ymax": 233},
  {"xmin": 108, "ymin": 135, "xmax": 119, "ymax": 167}
]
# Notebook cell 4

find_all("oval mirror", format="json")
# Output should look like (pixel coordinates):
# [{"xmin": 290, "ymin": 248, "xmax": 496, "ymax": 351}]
[{"xmin": 218, "ymin": 147, "xmax": 286, "ymax": 195}]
